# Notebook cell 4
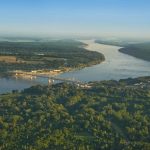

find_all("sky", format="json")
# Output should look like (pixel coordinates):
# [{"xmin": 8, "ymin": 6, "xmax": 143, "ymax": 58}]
[{"xmin": 0, "ymin": 0, "xmax": 150, "ymax": 39}]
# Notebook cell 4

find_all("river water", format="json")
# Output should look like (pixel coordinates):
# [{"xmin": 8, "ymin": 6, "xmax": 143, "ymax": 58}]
[{"xmin": 0, "ymin": 40, "xmax": 150, "ymax": 93}]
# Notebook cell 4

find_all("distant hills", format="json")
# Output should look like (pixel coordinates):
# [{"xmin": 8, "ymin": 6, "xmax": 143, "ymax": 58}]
[
  {"xmin": 95, "ymin": 40, "xmax": 150, "ymax": 62},
  {"xmin": 119, "ymin": 43, "xmax": 150, "ymax": 62},
  {"xmin": 95, "ymin": 39, "xmax": 128, "ymax": 47}
]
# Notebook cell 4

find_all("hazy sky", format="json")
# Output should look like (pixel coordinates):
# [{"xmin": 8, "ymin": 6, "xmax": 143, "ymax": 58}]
[{"xmin": 0, "ymin": 0, "xmax": 150, "ymax": 38}]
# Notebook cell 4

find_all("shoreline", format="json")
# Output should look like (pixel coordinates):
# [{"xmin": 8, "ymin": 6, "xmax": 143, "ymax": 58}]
[
  {"xmin": 11, "ymin": 59, "xmax": 105, "ymax": 79},
  {"xmin": 0, "ymin": 58, "xmax": 105, "ymax": 79},
  {"xmin": 0, "ymin": 40, "xmax": 105, "ymax": 79},
  {"xmin": 119, "ymin": 47, "xmax": 150, "ymax": 62},
  {"xmin": 0, "ymin": 59, "xmax": 104, "ymax": 80}
]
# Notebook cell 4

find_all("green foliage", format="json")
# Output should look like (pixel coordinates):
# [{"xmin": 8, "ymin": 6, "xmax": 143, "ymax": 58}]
[
  {"xmin": 119, "ymin": 43, "xmax": 150, "ymax": 61},
  {"xmin": 0, "ymin": 40, "xmax": 105, "ymax": 74},
  {"xmin": 96, "ymin": 39, "xmax": 150, "ymax": 61},
  {"xmin": 0, "ymin": 77, "xmax": 150, "ymax": 149},
  {"xmin": 95, "ymin": 40, "xmax": 128, "ymax": 47}
]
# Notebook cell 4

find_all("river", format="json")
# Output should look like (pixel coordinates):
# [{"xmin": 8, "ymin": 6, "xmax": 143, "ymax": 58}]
[{"xmin": 0, "ymin": 40, "xmax": 150, "ymax": 93}]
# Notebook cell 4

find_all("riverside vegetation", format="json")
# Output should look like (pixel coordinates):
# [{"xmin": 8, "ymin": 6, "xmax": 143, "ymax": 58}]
[
  {"xmin": 0, "ymin": 76, "xmax": 150, "ymax": 150},
  {"xmin": 95, "ymin": 40, "xmax": 150, "ymax": 62},
  {"xmin": 0, "ymin": 40, "xmax": 105, "ymax": 76},
  {"xmin": 119, "ymin": 43, "xmax": 150, "ymax": 62}
]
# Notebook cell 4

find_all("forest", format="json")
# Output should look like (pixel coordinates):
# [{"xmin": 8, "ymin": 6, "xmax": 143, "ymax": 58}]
[
  {"xmin": 95, "ymin": 39, "xmax": 150, "ymax": 62},
  {"xmin": 95, "ymin": 40, "xmax": 128, "ymax": 47},
  {"xmin": 0, "ymin": 76, "xmax": 150, "ymax": 150},
  {"xmin": 0, "ymin": 40, "xmax": 105, "ymax": 75},
  {"xmin": 119, "ymin": 43, "xmax": 150, "ymax": 62}
]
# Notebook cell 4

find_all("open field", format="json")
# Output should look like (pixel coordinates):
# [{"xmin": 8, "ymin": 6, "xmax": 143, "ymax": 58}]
[
  {"xmin": 0, "ymin": 56, "xmax": 17, "ymax": 63},
  {"xmin": 0, "ymin": 40, "xmax": 105, "ymax": 75}
]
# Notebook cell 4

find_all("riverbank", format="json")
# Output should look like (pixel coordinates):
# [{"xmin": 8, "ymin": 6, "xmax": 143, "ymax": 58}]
[
  {"xmin": 10, "ymin": 57, "xmax": 105, "ymax": 80},
  {"xmin": 95, "ymin": 40, "xmax": 150, "ymax": 62},
  {"xmin": 119, "ymin": 43, "xmax": 150, "ymax": 62},
  {"xmin": 0, "ymin": 56, "xmax": 105, "ymax": 78},
  {"xmin": 57, "ymin": 40, "xmax": 150, "ymax": 82},
  {"xmin": 11, "ymin": 68, "xmax": 71, "ymax": 79},
  {"xmin": 1, "ymin": 40, "xmax": 150, "ymax": 94},
  {"xmin": 0, "ymin": 40, "xmax": 105, "ymax": 77}
]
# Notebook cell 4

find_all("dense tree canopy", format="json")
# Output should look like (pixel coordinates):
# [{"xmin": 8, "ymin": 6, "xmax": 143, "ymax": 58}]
[
  {"xmin": 0, "ymin": 77, "xmax": 150, "ymax": 150},
  {"xmin": 119, "ymin": 43, "xmax": 150, "ymax": 62},
  {"xmin": 0, "ymin": 40, "xmax": 104, "ymax": 75}
]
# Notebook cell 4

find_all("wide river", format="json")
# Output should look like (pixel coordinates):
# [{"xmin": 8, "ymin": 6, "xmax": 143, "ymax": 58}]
[{"xmin": 0, "ymin": 40, "xmax": 150, "ymax": 93}]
